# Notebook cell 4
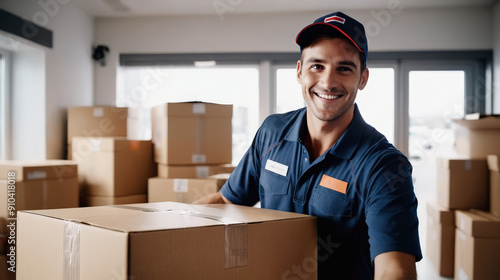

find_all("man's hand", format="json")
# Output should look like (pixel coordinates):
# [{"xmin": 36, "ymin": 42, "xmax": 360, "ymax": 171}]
[
  {"xmin": 374, "ymin": 251, "xmax": 417, "ymax": 280},
  {"xmin": 192, "ymin": 191, "xmax": 232, "ymax": 204}
]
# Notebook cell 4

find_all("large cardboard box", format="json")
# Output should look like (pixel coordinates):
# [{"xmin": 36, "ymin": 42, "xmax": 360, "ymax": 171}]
[
  {"xmin": 426, "ymin": 201, "xmax": 455, "ymax": 277},
  {"xmin": 72, "ymin": 137, "xmax": 156, "ymax": 197},
  {"xmin": 67, "ymin": 106, "xmax": 128, "ymax": 145},
  {"xmin": 17, "ymin": 202, "xmax": 317, "ymax": 280},
  {"xmin": 0, "ymin": 160, "xmax": 79, "ymax": 220},
  {"xmin": 453, "ymin": 115, "xmax": 500, "ymax": 157},
  {"xmin": 157, "ymin": 163, "xmax": 235, "ymax": 178},
  {"xmin": 83, "ymin": 194, "xmax": 147, "ymax": 207},
  {"xmin": 436, "ymin": 157, "xmax": 489, "ymax": 210},
  {"xmin": 488, "ymin": 155, "xmax": 500, "ymax": 218},
  {"xmin": 151, "ymin": 102, "xmax": 232, "ymax": 165},
  {"xmin": 148, "ymin": 175, "xmax": 228, "ymax": 203},
  {"xmin": 454, "ymin": 210, "xmax": 500, "ymax": 280}
]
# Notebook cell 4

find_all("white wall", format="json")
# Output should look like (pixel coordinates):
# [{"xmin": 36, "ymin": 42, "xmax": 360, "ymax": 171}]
[
  {"xmin": 494, "ymin": 2, "xmax": 500, "ymax": 113},
  {"xmin": 94, "ymin": 7, "xmax": 493, "ymax": 106},
  {"xmin": 1, "ymin": 0, "xmax": 94, "ymax": 159}
]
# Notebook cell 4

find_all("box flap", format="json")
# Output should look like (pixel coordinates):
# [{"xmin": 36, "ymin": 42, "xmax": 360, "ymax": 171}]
[
  {"xmin": 455, "ymin": 210, "xmax": 500, "ymax": 238},
  {"xmin": 0, "ymin": 160, "xmax": 78, "ymax": 181},
  {"xmin": 487, "ymin": 155, "xmax": 500, "ymax": 172},
  {"xmin": 21, "ymin": 202, "xmax": 314, "ymax": 233},
  {"xmin": 151, "ymin": 102, "xmax": 233, "ymax": 118},
  {"xmin": 453, "ymin": 115, "xmax": 500, "ymax": 129}
]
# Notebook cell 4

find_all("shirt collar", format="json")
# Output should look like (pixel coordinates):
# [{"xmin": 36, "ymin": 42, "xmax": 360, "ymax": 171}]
[{"xmin": 284, "ymin": 104, "xmax": 367, "ymax": 160}]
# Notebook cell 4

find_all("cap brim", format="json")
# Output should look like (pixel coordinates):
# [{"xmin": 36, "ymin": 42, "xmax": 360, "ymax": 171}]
[{"xmin": 296, "ymin": 23, "xmax": 364, "ymax": 54}]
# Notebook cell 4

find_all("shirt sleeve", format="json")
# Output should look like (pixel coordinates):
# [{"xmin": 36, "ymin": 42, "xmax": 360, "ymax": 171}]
[
  {"xmin": 364, "ymin": 152, "xmax": 423, "ymax": 262},
  {"xmin": 220, "ymin": 126, "xmax": 264, "ymax": 206}
]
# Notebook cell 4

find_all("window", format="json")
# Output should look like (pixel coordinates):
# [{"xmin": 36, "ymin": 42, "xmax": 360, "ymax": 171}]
[
  {"xmin": 117, "ymin": 65, "xmax": 260, "ymax": 165},
  {"xmin": 0, "ymin": 49, "xmax": 11, "ymax": 160}
]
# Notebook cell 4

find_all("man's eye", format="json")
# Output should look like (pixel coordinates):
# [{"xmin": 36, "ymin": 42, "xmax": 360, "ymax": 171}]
[
  {"xmin": 338, "ymin": 67, "xmax": 352, "ymax": 72},
  {"xmin": 311, "ymin": 64, "xmax": 323, "ymax": 70}
]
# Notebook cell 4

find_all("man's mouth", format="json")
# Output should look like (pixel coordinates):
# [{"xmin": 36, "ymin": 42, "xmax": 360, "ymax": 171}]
[{"xmin": 315, "ymin": 92, "xmax": 342, "ymax": 100}]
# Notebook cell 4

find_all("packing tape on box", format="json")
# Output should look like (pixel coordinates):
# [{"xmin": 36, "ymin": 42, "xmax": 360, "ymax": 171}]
[
  {"xmin": 193, "ymin": 115, "xmax": 207, "ymax": 164},
  {"xmin": 63, "ymin": 221, "xmax": 81, "ymax": 280},
  {"xmin": 114, "ymin": 204, "xmax": 248, "ymax": 268}
]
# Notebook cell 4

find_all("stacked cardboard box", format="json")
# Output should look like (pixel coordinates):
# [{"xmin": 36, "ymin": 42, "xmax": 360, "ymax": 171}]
[
  {"xmin": 488, "ymin": 155, "xmax": 500, "ymax": 218},
  {"xmin": 426, "ymin": 201, "xmax": 455, "ymax": 277},
  {"xmin": 0, "ymin": 160, "xmax": 79, "ymax": 279},
  {"xmin": 454, "ymin": 210, "xmax": 500, "ymax": 279},
  {"xmin": 17, "ymin": 202, "xmax": 317, "ymax": 279},
  {"xmin": 426, "ymin": 115, "xmax": 500, "ymax": 278},
  {"xmin": 67, "ymin": 106, "xmax": 128, "ymax": 159},
  {"xmin": 72, "ymin": 137, "xmax": 156, "ymax": 206},
  {"xmin": 0, "ymin": 160, "xmax": 79, "ymax": 219},
  {"xmin": 148, "ymin": 102, "xmax": 234, "ymax": 203}
]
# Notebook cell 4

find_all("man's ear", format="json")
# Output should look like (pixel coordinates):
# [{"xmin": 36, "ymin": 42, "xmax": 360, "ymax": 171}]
[
  {"xmin": 358, "ymin": 68, "xmax": 369, "ymax": 90},
  {"xmin": 296, "ymin": 60, "xmax": 302, "ymax": 85}
]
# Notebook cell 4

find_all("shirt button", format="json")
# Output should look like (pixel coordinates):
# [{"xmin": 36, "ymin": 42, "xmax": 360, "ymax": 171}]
[{"xmin": 304, "ymin": 158, "xmax": 308, "ymax": 162}]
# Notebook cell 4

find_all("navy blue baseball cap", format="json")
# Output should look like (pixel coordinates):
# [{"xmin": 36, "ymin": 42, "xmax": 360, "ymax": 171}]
[{"xmin": 296, "ymin": 11, "xmax": 368, "ymax": 64}]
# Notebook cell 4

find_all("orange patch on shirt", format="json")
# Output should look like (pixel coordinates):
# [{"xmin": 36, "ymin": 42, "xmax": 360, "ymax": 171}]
[{"xmin": 320, "ymin": 174, "xmax": 348, "ymax": 194}]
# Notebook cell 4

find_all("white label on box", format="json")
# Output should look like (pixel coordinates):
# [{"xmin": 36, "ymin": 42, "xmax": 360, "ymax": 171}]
[
  {"xmin": 265, "ymin": 159, "xmax": 288, "ymax": 177},
  {"xmin": 458, "ymin": 268, "xmax": 469, "ymax": 280},
  {"xmin": 90, "ymin": 139, "xmax": 101, "ymax": 152},
  {"xmin": 464, "ymin": 160, "xmax": 471, "ymax": 171},
  {"xmin": 192, "ymin": 104, "xmax": 206, "ymax": 114},
  {"xmin": 196, "ymin": 166, "xmax": 210, "ymax": 178},
  {"xmin": 192, "ymin": 154, "xmax": 207, "ymax": 163},
  {"xmin": 173, "ymin": 179, "xmax": 189, "ymax": 193},
  {"xmin": 93, "ymin": 108, "xmax": 104, "ymax": 117},
  {"xmin": 27, "ymin": 170, "xmax": 47, "ymax": 180}
]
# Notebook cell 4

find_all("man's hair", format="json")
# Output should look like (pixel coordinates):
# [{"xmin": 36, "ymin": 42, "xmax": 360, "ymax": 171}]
[{"xmin": 300, "ymin": 32, "xmax": 367, "ymax": 73}]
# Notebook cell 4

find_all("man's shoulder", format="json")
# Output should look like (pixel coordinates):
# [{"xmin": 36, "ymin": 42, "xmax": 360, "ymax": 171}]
[{"xmin": 261, "ymin": 108, "xmax": 305, "ymax": 131}]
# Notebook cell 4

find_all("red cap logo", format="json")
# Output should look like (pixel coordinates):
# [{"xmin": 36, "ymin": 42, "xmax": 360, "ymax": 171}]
[{"xmin": 324, "ymin": 16, "xmax": 346, "ymax": 24}]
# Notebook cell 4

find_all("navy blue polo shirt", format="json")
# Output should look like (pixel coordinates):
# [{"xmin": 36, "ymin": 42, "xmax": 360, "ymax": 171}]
[{"xmin": 221, "ymin": 104, "xmax": 422, "ymax": 279}]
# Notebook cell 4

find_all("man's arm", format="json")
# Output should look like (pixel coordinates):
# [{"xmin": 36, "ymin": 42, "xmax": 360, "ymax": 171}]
[
  {"xmin": 374, "ymin": 251, "xmax": 417, "ymax": 280},
  {"xmin": 192, "ymin": 191, "xmax": 233, "ymax": 204}
]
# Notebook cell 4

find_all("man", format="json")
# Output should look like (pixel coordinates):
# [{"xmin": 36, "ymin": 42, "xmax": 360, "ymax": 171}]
[{"xmin": 195, "ymin": 11, "xmax": 422, "ymax": 279}]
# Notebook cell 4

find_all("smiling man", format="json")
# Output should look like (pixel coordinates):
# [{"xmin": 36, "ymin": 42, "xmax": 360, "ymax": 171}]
[{"xmin": 195, "ymin": 11, "xmax": 422, "ymax": 279}]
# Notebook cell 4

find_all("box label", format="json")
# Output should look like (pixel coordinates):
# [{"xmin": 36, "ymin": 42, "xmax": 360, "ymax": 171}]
[
  {"xmin": 173, "ymin": 179, "xmax": 189, "ymax": 193},
  {"xmin": 93, "ymin": 107, "xmax": 104, "ymax": 117},
  {"xmin": 192, "ymin": 154, "xmax": 207, "ymax": 164},
  {"xmin": 196, "ymin": 166, "xmax": 210, "ymax": 178},
  {"xmin": 192, "ymin": 104, "xmax": 206, "ymax": 114},
  {"xmin": 27, "ymin": 170, "xmax": 47, "ymax": 180}
]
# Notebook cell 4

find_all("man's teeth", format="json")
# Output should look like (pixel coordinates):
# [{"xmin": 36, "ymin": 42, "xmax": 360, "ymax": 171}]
[{"xmin": 317, "ymin": 93, "xmax": 341, "ymax": 100}]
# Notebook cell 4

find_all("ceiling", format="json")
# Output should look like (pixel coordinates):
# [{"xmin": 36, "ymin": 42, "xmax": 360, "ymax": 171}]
[{"xmin": 73, "ymin": 0, "xmax": 498, "ymax": 18}]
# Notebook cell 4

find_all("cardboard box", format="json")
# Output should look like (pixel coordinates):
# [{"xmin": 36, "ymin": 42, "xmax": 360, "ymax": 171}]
[
  {"xmin": 157, "ymin": 163, "xmax": 235, "ymax": 178},
  {"xmin": 17, "ymin": 202, "xmax": 317, "ymax": 280},
  {"xmin": 436, "ymin": 157, "xmax": 489, "ymax": 210},
  {"xmin": 426, "ymin": 201, "xmax": 455, "ymax": 277},
  {"xmin": 454, "ymin": 210, "xmax": 500, "ymax": 280},
  {"xmin": 67, "ymin": 106, "xmax": 128, "ymax": 145},
  {"xmin": 488, "ymin": 155, "xmax": 500, "ymax": 218},
  {"xmin": 0, "ymin": 160, "xmax": 79, "ymax": 220},
  {"xmin": 83, "ymin": 194, "xmax": 147, "ymax": 207},
  {"xmin": 72, "ymin": 137, "xmax": 156, "ymax": 197},
  {"xmin": 453, "ymin": 115, "xmax": 500, "ymax": 157},
  {"xmin": 151, "ymin": 102, "xmax": 232, "ymax": 165},
  {"xmin": 148, "ymin": 175, "xmax": 228, "ymax": 203}
]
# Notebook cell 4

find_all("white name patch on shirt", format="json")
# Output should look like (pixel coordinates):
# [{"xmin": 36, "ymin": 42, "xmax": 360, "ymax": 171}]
[{"xmin": 265, "ymin": 159, "xmax": 288, "ymax": 177}]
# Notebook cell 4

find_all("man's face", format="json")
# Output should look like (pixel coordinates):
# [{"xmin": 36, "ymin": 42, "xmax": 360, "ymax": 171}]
[{"xmin": 297, "ymin": 37, "xmax": 369, "ymax": 123}]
